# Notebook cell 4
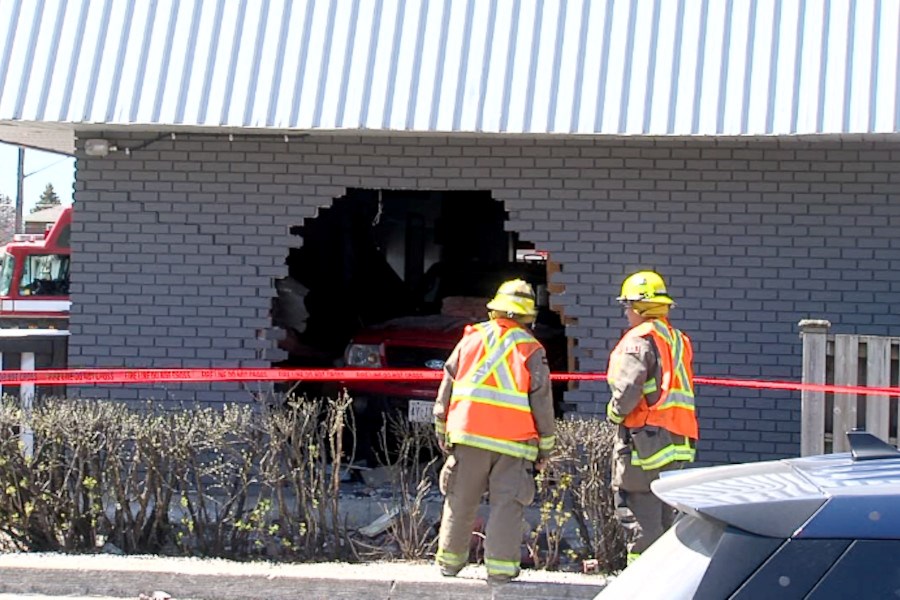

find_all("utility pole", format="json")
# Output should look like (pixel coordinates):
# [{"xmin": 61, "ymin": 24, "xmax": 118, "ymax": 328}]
[{"xmin": 15, "ymin": 147, "xmax": 24, "ymax": 234}]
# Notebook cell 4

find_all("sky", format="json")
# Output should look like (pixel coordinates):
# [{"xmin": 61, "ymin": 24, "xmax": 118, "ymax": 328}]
[{"xmin": 0, "ymin": 142, "xmax": 74, "ymax": 214}]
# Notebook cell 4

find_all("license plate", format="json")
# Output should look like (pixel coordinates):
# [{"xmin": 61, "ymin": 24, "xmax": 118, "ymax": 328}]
[{"xmin": 408, "ymin": 400, "xmax": 435, "ymax": 423}]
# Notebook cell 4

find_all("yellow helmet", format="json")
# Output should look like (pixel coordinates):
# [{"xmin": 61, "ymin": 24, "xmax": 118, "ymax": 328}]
[
  {"xmin": 486, "ymin": 279, "xmax": 538, "ymax": 317},
  {"xmin": 617, "ymin": 271, "xmax": 675, "ymax": 305}
]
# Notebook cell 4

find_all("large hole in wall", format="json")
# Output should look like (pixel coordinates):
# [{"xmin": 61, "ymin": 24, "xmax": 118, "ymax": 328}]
[{"xmin": 272, "ymin": 189, "xmax": 570, "ymax": 463}]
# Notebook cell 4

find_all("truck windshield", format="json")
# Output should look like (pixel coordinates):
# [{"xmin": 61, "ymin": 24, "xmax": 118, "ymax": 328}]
[
  {"xmin": 0, "ymin": 254, "xmax": 13, "ymax": 296},
  {"xmin": 20, "ymin": 254, "xmax": 70, "ymax": 296}
]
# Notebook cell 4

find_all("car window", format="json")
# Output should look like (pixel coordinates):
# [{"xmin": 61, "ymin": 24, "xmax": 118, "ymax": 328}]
[
  {"xmin": 0, "ymin": 253, "xmax": 14, "ymax": 296},
  {"xmin": 693, "ymin": 527, "xmax": 783, "ymax": 600},
  {"xmin": 597, "ymin": 515, "xmax": 724, "ymax": 600},
  {"xmin": 731, "ymin": 538, "xmax": 850, "ymax": 599},
  {"xmin": 19, "ymin": 254, "xmax": 70, "ymax": 296},
  {"xmin": 806, "ymin": 540, "xmax": 900, "ymax": 599}
]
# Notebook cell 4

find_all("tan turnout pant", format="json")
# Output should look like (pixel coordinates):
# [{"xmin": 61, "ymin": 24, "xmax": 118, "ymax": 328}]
[
  {"xmin": 612, "ymin": 439, "xmax": 682, "ymax": 555},
  {"xmin": 435, "ymin": 444, "xmax": 536, "ymax": 580}
]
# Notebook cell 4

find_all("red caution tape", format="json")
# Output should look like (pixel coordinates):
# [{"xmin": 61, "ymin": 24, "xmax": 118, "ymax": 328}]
[{"xmin": 0, "ymin": 367, "xmax": 898, "ymax": 397}]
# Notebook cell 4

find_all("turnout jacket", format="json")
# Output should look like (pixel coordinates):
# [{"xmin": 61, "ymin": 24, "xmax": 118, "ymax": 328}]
[
  {"xmin": 607, "ymin": 318, "xmax": 698, "ymax": 470},
  {"xmin": 433, "ymin": 318, "xmax": 556, "ymax": 461}
]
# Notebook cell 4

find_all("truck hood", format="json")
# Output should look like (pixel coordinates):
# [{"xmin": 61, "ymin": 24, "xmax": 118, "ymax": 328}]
[{"xmin": 349, "ymin": 315, "xmax": 472, "ymax": 347}]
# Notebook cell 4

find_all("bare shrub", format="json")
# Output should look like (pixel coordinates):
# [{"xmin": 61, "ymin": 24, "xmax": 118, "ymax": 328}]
[
  {"xmin": 0, "ymin": 395, "xmax": 622, "ymax": 570},
  {"xmin": 0, "ymin": 397, "xmax": 139, "ymax": 551},
  {"xmin": 525, "ymin": 468, "xmax": 571, "ymax": 570},
  {"xmin": 380, "ymin": 414, "xmax": 440, "ymax": 560},
  {"xmin": 103, "ymin": 402, "xmax": 183, "ymax": 554},
  {"xmin": 550, "ymin": 418, "xmax": 626, "ymax": 572},
  {"xmin": 0, "ymin": 395, "xmax": 356, "ymax": 559},
  {"xmin": 167, "ymin": 404, "xmax": 268, "ymax": 558},
  {"xmin": 257, "ymin": 392, "xmax": 354, "ymax": 560},
  {"xmin": 347, "ymin": 412, "xmax": 440, "ymax": 562}
]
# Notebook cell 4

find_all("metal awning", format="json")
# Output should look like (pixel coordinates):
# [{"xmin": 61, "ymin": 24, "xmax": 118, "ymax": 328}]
[{"xmin": 1, "ymin": 0, "xmax": 898, "ymax": 149}]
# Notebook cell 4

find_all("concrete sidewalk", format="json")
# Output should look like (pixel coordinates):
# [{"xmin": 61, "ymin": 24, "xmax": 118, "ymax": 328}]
[{"xmin": 0, "ymin": 553, "xmax": 608, "ymax": 600}]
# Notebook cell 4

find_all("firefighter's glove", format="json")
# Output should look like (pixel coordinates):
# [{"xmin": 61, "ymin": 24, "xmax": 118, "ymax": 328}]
[
  {"xmin": 534, "ymin": 458, "xmax": 549, "ymax": 473},
  {"xmin": 434, "ymin": 420, "xmax": 449, "ymax": 454},
  {"xmin": 606, "ymin": 402, "xmax": 624, "ymax": 424}
]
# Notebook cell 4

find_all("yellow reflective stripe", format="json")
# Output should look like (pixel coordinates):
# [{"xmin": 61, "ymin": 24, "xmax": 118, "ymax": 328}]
[
  {"xmin": 448, "ymin": 432, "xmax": 538, "ymax": 461},
  {"xmin": 670, "ymin": 324, "xmax": 683, "ymax": 369},
  {"xmin": 434, "ymin": 420, "xmax": 446, "ymax": 435},
  {"xmin": 436, "ymin": 548, "xmax": 467, "ymax": 567},
  {"xmin": 648, "ymin": 321, "xmax": 696, "ymax": 407},
  {"xmin": 650, "ymin": 321, "xmax": 676, "ymax": 391},
  {"xmin": 631, "ymin": 442, "xmax": 695, "ymax": 470},
  {"xmin": 667, "ymin": 328, "xmax": 693, "ymax": 394},
  {"xmin": 500, "ymin": 351, "xmax": 522, "ymax": 388},
  {"xmin": 486, "ymin": 333, "xmax": 521, "ymax": 388},
  {"xmin": 539, "ymin": 435, "xmax": 555, "ymax": 451},
  {"xmin": 452, "ymin": 382, "xmax": 530, "ymax": 405},
  {"xmin": 485, "ymin": 558, "xmax": 519, "ymax": 576},
  {"xmin": 652, "ymin": 320, "xmax": 674, "ymax": 346},
  {"xmin": 453, "ymin": 381, "xmax": 529, "ymax": 400},
  {"xmin": 675, "ymin": 364, "xmax": 692, "ymax": 393},
  {"xmin": 466, "ymin": 323, "xmax": 494, "ymax": 381},
  {"xmin": 656, "ymin": 389, "xmax": 695, "ymax": 411},
  {"xmin": 654, "ymin": 400, "xmax": 695, "ymax": 411},
  {"xmin": 476, "ymin": 338, "xmax": 533, "ymax": 386},
  {"xmin": 450, "ymin": 396, "xmax": 531, "ymax": 413},
  {"xmin": 492, "ymin": 357, "xmax": 515, "ymax": 389},
  {"xmin": 606, "ymin": 402, "xmax": 624, "ymax": 424},
  {"xmin": 470, "ymin": 323, "xmax": 534, "ymax": 384},
  {"xmin": 642, "ymin": 378, "xmax": 657, "ymax": 394}
]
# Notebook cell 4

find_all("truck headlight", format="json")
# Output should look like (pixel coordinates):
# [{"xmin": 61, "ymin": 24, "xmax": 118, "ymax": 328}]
[{"xmin": 345, "ymin": 344, "xmax": 382, "ymax": 367}]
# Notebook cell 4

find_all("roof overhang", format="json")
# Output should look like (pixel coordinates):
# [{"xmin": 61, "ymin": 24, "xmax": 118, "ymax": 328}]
[
  {"xmin": 5, "ymin": 120, "xmax": 900, "ymax": 156},
  {"xmin": 0, "ymin": 122, "xmax": 75, "ymax": 155}
]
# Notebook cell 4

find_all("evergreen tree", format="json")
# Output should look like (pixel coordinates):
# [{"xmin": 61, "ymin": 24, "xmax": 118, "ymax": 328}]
[
  {"xmin": 32, "ymin": 183, "xmax": 62, "ymax": 213},
  {"xmin": 0, "ymin": 195, "xmax": 15, "ymax": 244}
]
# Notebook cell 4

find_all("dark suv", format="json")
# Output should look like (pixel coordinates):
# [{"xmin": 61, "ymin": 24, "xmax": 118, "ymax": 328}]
[{"xmin": 598, "ymin": 430, "xmax": 900, "ymax": 599}]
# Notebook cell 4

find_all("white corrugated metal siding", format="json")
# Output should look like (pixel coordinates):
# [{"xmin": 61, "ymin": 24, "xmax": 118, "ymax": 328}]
[{"xmin": 0, "ymin": 0, "xmax": 898, "ymax": 135}]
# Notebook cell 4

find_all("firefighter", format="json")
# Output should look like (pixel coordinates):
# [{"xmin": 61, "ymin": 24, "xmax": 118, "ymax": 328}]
[
  {"xmin": 433, "ymin": 278, "xmax": 556, "ymax": 588},
  {"xmin": 606, "ymin": 270, "xmax": 698, "ymax": 565}
]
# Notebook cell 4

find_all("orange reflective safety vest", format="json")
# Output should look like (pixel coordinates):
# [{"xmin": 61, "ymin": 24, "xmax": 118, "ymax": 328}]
[
  {"xmin": 613, "ymin": 318, "xmax": 698, "ymax": 440},
  {"xmin": 445, "ymin": 318, "xmax": 545, "ymax": 461}
]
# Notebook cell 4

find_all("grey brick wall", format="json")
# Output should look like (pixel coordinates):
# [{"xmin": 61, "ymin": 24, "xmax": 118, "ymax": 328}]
[{"xmin": 70, "ymin": 133, "xmax": 900, "ymax": 463}]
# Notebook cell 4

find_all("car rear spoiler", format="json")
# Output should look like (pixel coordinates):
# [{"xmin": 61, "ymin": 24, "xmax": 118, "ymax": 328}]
[{"xmin": 846, "ymin": 430, "xmax": 900, "ymax": 461}]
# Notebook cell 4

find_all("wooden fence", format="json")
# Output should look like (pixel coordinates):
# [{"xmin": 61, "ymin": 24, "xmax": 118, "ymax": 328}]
[{"xmin": 800, "ymin": 319, "xmax": 899, "ymax": 456}]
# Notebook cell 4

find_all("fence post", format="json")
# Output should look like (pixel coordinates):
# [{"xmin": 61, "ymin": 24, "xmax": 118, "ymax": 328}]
[
  {"xmin": 20, "ymin": 351, "xmax": 35, "ymax": 459},
  {"xmin": 832, "ymin": 335, "xmax": 858, "ymax": 453},
  {"xmin": 863, "ymin": 336, "xmax": 891, "ymax": 444},
  {"xmin": 799, "ymin": 319, "xmax": 830, "ymax": 457}
]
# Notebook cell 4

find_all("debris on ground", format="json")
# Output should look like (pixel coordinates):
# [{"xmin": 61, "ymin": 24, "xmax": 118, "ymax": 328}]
[
  {"xmin": 359, "ymin": 506, "xmax": 401, "ymax": 537},
  {"xmin": 138, "ymin": 591, "xmax": 172, "ymax": 600},
  {"xmin": 359, "ymin": 464, "xmax": 401, "ymax": 488}
]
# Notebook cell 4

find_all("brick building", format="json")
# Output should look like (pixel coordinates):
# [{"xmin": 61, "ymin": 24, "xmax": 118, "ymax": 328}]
[{"xmin": 1, "ymin": 0, "xmax": 899, "ymax": 463}]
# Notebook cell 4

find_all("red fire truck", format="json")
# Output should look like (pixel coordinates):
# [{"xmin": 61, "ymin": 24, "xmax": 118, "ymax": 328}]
[{"xmin": 0, "ymin": 207, "xmax": 71, "ymax": 328}]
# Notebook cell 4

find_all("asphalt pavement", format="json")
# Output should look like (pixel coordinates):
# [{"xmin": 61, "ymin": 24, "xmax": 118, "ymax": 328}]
[{"xmin": 0, "ymin": 553, "xmax": 608, "ymax": 600}]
